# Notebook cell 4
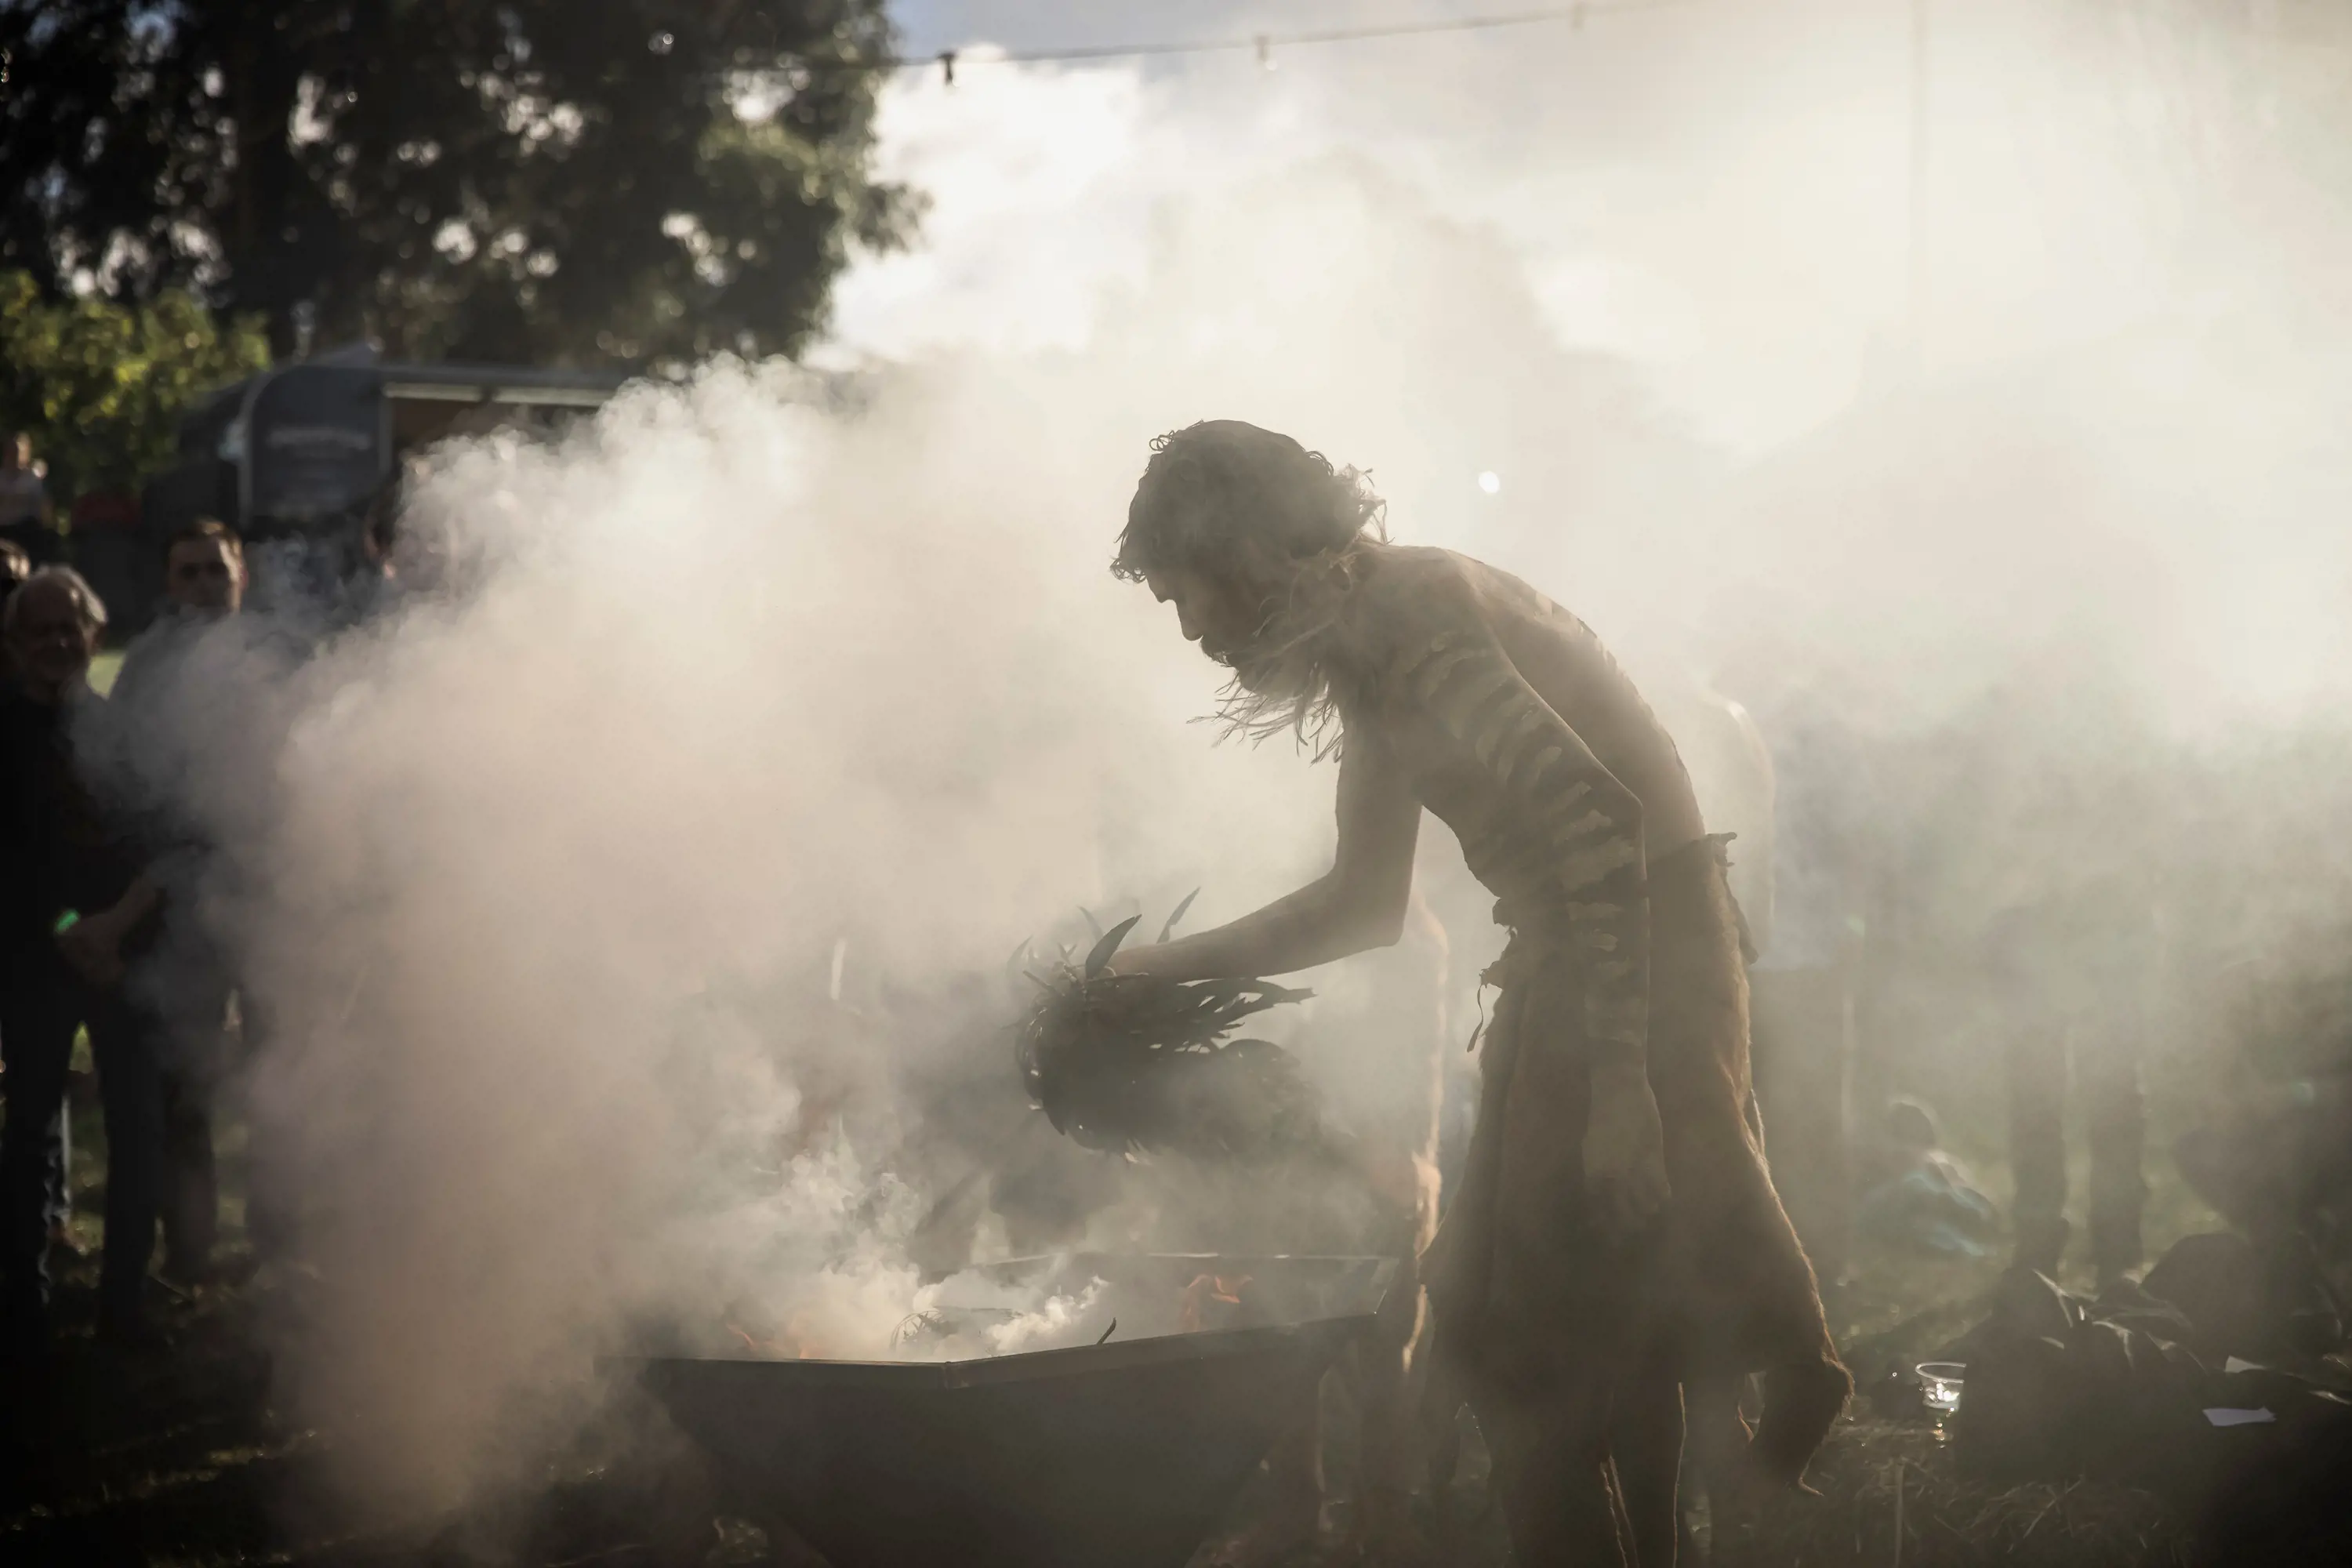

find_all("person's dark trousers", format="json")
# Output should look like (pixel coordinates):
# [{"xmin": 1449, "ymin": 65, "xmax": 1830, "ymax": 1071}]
[
  {"xmin": 2080, "ymin": 1029, "xmax": 2147, "ymax": 1284},
  {"xmin": 234, "ymin": 990, "xmax": 299, "ymax": 1262},
  {"xmin": 158, "ymin": 1048, "xmax": 219, "ymax": 1279},
  {"xmin": 132, "ymin": 933, "xmax": 234, "ymax": 1281},
  {"xmin": 2005, "ymin": 1017, "xmax": 2147, "ymax": 1284},
  {"xmin": 2, "ymin": 949, "xmax": 163, "ymax": 1342},
  {"xmin": 38, "ymin": 1108, "xmax": 69, "ymax": 1238},
  {"xmin": 2004, "ymin": 1022, "xmax": 2071, "ymax": 1278},
  {"xmin": 2, "ymin": 951, "xmax": 74, "ymax": 1347},
  {"xmin": 90, "ymin": 994, "xmax": 163, "ymax": 1327}
]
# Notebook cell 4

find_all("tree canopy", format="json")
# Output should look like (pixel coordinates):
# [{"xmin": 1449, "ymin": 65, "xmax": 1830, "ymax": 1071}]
[
  {"xmin": 0, "ymin": 1, "xmax": 920, "ymax": 365},
  {"xmin": 0, "ymin": 270, "xmax": 269, "ymax": 503}
]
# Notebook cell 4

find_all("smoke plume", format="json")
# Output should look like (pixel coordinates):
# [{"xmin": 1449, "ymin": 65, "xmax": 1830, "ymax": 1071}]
[{"xmin": 113, "ymin": 0, "xmax": 2352, "ymax": 1514}]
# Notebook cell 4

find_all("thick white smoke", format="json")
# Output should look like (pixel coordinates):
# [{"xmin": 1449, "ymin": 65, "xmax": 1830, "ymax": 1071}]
[
  {"xmin": 220, "ymin": 358, "xmax": 1315, "ymax": 1500},
  {"xmin": 217, "ymin": 154, "xmax": 1699, "ymax": 1497},
  {"xmin": 133, "ymin": 0, "xmax": 2352, "ymax": 1514}
]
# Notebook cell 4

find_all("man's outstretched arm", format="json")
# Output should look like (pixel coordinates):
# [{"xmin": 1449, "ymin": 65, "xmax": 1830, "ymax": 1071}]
[{"xmin": 1109, "ymin": 731, "xmax": 1421, "ymax": 982}]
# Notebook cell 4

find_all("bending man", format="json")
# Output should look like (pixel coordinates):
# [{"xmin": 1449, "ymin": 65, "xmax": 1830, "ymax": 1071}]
[{"xmin": 1102, "ymin": 422, "xmax": 1847, "ymax": 1566}]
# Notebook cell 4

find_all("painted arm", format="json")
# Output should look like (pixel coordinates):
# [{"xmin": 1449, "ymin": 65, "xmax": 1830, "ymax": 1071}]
[
  {"xmin": 1109, "ymin": 731, "xmax": 1422, "ymax": 982},
  {"xmin": 1393, "ymin": 591, "xmax": 1668, "ymax": 1234}
]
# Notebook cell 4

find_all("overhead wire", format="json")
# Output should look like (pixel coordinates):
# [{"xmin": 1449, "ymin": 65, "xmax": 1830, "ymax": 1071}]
[
  {"xmin": 881, "ymin": 0, "xmax": 2342, "ymax": 76},
  {"xmin": 876, "ymin": 0, "xmax": 1719, "ymax": 81}
]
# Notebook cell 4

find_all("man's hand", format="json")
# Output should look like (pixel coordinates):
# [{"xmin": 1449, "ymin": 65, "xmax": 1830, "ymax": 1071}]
[
  {"xmin": 53, "ymin": 877, "xmax": 161, "ymax": 990},
  {"xmin": 57, "ymin": 913, "xmax": 127, "ymax": 988},
  {"xmin": 1584, "ymin": 1062, "xmax": 1669, "ymax": 1239},
  {"xmin": 1103, "ymin": 942, "xmax": 1162, "ymax": 978}
]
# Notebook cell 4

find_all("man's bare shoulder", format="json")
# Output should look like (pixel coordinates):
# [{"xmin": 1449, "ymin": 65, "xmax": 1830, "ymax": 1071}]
[
  {"xmin": 1354, "ymin": 544, "xmax": 1483, "ymax": 619},
  {"xmin": 1338, "ymin": 547, "xmax": 1479, "ymax": 673},
  {"xmin": 1352, "ymin": 545, "xmax": 1559, "ymax": 641}
]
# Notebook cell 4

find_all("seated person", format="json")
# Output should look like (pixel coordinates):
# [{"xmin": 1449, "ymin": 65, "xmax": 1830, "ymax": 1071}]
[{"xmin": 1855, "ymin": 1096, "xmax": 2000, "ymax": 1259}]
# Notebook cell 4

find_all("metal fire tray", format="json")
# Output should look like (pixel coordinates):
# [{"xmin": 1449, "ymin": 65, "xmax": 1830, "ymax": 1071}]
[{"xmin": 622, "ymin": 1251, "xmax": 1396, "ymax": 1568}]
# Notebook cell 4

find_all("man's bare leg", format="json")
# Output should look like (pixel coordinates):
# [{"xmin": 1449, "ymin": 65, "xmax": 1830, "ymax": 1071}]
[
  {"xmin": 1683, "ymin": 1370, "xmax": 1753, "ymax": 1512},
  {"xmin": 1477, "ymin": 1380, "xmax": 1632, "ymax": 1568},
  {"xmin": 1347, "ymin": 1242, "xmax": 1442, "ymax": 1558},
  {"xmin": 1610, "ymin": 1346, "xmax": 1685, "ymax": 1568},
  {"xmin": 1418, "ymin": 1359, "xmax": 1468, "ymax": 1552},
  {"xmin": 1751, "ymin": 1355, "xmax": 1849, "ymax": 1489},
  {"xmin": 1207, "ymin": 1387, "xmax": 1324, "ymax": 1566}
]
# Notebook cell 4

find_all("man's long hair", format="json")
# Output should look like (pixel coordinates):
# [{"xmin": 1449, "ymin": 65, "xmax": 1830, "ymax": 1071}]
[{"xmin": 1113, "ymin": 421, "xmax": 1387, "ymax": 753}]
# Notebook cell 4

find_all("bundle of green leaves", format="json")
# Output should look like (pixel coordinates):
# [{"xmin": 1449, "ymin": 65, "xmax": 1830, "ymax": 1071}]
[{"xmin": 1016, "ymin": 913, "xmax": 1331, "ymax": 1163}]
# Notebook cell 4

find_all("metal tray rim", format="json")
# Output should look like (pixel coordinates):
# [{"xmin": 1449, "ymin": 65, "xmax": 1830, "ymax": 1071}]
[{"xmin": 606, "ymin": 1252, "xmax": 1399, "ymax": 1391}]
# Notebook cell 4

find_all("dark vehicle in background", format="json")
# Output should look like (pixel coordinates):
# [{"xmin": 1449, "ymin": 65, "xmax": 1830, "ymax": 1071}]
[{"xmin": 83, "ymin": 345, "xmax": 626, "ymax": 633}]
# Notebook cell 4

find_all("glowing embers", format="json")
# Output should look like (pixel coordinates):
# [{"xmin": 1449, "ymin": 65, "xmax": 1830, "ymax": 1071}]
[{"xmin": 1177, "ymin": 1271, "xmax": 1254, "ymax": 1334}]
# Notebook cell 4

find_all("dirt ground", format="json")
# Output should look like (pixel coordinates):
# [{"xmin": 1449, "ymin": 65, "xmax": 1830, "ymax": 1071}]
[{"xmin": 0, "ymin": 1073, "xmax": 2232, "ymax": 1567}]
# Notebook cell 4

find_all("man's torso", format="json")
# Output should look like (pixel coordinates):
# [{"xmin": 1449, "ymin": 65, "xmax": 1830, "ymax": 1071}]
[
  {"xmin": 1348, "ymin": 546, "xmax": 1706, "ymax": 913},
  {"xmin": 0, "ymin": 690, "xmax": 135, "ymax": 947},
  {"xmin": 0, "ymin": 470, "xmax": 46, "ymax": 528}
]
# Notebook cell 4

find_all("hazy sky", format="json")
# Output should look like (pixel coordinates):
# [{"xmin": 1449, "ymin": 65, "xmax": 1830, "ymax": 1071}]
[{"xmin": 828, "ymin": 0, "xmax": 2310, "ymax": 452}]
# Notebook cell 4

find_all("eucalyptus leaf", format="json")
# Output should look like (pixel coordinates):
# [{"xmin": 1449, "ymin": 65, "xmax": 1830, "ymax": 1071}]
[
  {"xmin": 1083, "ymin": 914, "xmax": 1142, "ymax": 977},
  {"xmin": 1157, "ymin": 887, "xmax": 1201, "ymax": 944}
]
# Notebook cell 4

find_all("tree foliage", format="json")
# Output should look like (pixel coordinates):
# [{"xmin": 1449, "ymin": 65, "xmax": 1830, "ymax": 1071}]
[
  {"xmin": 0, "ymin": 270, "xmax": 270, "ymax": 500},
  {"xmin": 0, "ymin": 1, "xmax": 919, "ymax": 365}
]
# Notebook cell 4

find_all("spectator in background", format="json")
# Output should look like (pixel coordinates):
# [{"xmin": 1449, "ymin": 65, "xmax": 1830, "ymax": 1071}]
[
  {"xmin": 0, "ymin": 435, "xmax": 56, "ymax": 566},
  {"xmin": 1854, "ymin": 1096, "xmax": 1999, "ymax": 1258},
  {"xmin": 0, "ymin": 540, "xmax": 81, "ymax": 1276},
  {"xmin": 145, "ymin": 520, "xmax": 245, "ymax": 622},
  {"xmin": 338, "ymin": 486, "xmax": 406, "ymax": 626},
  {"xmin": 1958, "ymin": 691, "xmax": 2162, "ymax": 1289},
  {"xmin": 0, "ymin": 568, "xmax": 169, "ymax": 1351},
  {"xmin": 104, "ymin": 520, "xmax": 251, "ymax": 1284},
  {"xmin": 0, "ymin": 544, "xmax": 26, "ymax": 684},
  {"xmin": 2177, "ymin": 953, "xmax": 2352, "ymax": 1271},
  {"xmin": 0, "ymin": 541, "xmax": 81, "ymax": 1268},
  {"xmin": 1987, "ymin": 870, "xmax": 2158, "ymax": 1287}
]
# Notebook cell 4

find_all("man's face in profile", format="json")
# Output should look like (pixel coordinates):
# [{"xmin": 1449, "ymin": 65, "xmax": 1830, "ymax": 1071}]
[
  {"xmin": 1146, "ymin": 560, "xmax": 1242, "ymax": 664},
  {"xmin": 1142, "ymin": 546, "xmax": 1286, "ymax": 670},
  {"xmin": 167, "ymin": 538, "xmax": 245, "ymax": 614}
]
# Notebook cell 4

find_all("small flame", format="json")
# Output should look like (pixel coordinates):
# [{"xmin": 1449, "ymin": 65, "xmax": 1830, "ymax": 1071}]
[
  {"xmin": 724, "ymin": 1319, "xmax": 812, "ymax": 1359},
  {"xmin": 1177, "ymin": 1272, "xmax": 1253, "ymax": 1332}
]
